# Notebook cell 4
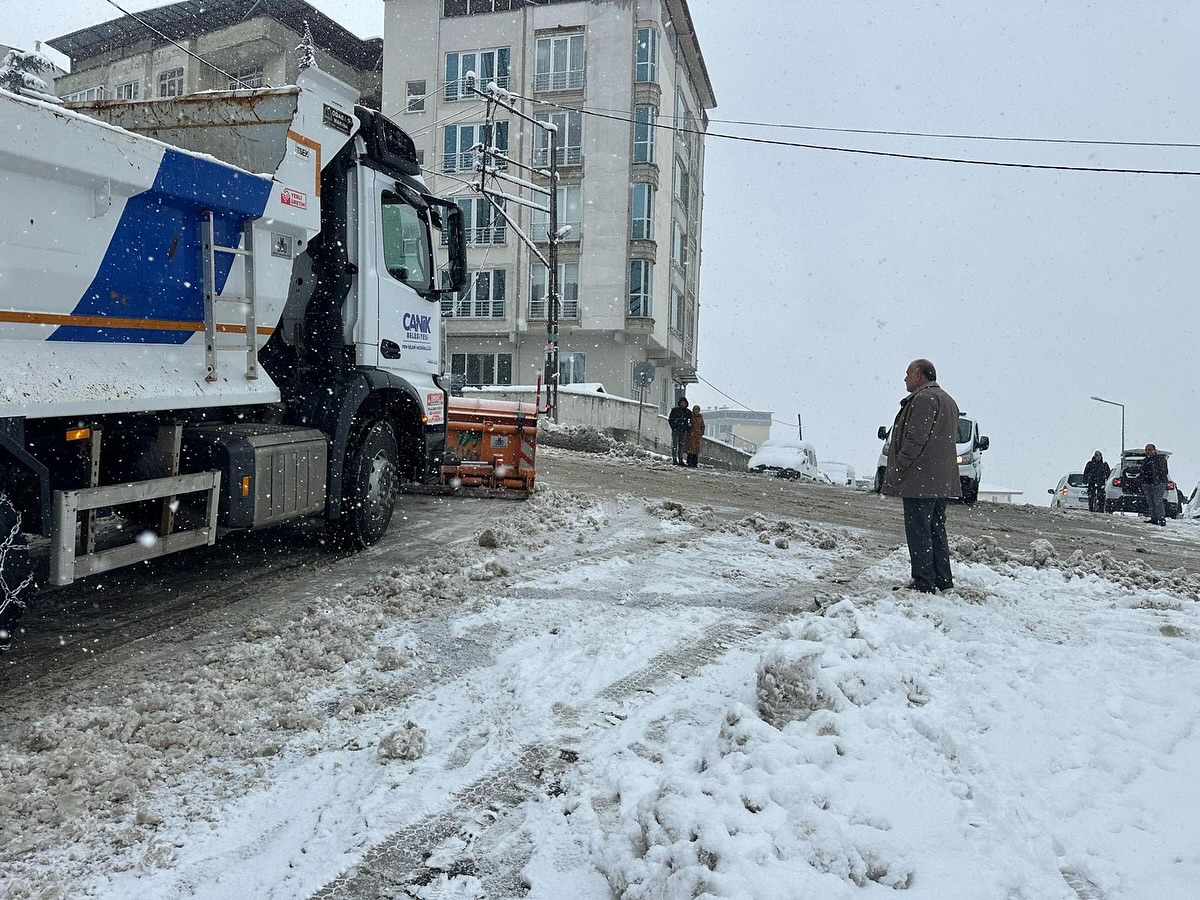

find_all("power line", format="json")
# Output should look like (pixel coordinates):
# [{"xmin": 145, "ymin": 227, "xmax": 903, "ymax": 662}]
[
  {"xmin": 695, "ymin": 115, "xmax": 1200, "ymax": 151},
  {"xmin": 518, "ymin": 93, "xmax": 1200, "ymax": 177},
  {"xmin": 694, "ymin": 374, "xmax": 798, "ymax": 432}
]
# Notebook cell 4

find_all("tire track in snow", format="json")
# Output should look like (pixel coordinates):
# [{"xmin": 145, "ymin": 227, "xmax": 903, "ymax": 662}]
[{"xmin": 309, "ymin": 548, "xmax": 896, "ymax": 899}]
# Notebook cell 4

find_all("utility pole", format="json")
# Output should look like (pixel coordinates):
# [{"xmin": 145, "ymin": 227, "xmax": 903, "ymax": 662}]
[{"xmin": 471, "ymin": 78, "xmax": 561, "ymax": 422}]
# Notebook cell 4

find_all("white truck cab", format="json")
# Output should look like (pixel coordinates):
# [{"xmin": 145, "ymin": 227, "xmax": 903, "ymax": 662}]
[{"xmin": 874, "ymin": 414, "xmax": 989, "ymax": 505}]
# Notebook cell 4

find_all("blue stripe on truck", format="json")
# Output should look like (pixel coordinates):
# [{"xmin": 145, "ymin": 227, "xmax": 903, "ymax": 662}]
[{"xmin": 49, "ymin": 149, "xmax": 274, "ymax": 344}]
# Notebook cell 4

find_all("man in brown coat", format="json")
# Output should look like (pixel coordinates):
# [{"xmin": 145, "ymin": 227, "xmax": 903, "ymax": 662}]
[{"xmin": 881, "ymin": 358, "xmax": 962, "ymax": 593}]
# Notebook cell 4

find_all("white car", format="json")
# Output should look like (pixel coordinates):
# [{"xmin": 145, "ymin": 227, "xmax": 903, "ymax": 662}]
[
  {"xmin": 1048, "ymin": 473, "xmax": 1089, "ymax": 510},
  {"xmin": 747, "ymin": 440, "xmax": 827, "ymax": 481}
]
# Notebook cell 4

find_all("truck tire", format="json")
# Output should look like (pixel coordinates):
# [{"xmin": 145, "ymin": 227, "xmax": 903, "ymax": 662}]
[
  {"xmin": 335, "ymin": 421, "xmax": 399, "ymax": 549},
  {"xmin": 874, "ymin": 467, "xmax": 886, "ymax": 493},
  {"xmin": 0, "ymin": 493, "xmax": 33, "ymax": 649}
]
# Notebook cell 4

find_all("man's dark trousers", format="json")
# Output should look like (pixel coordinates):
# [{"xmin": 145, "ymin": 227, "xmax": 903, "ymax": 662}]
[{"xmin": 902, "ymin": 497, "xmax": 952, "ymax": 592}]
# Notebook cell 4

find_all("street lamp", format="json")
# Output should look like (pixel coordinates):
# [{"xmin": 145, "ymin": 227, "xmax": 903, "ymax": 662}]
[{"xmin": 1090, "ymin": 396, "xmax": 1125, "ymax": 458}]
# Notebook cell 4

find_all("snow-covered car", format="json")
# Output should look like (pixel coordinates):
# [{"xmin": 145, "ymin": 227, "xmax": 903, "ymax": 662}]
[
  {"xmin": 818, "ymin": 461, "xmax": 856, "ymax": 486},
  {"xmin": 1048, "ymin": 473, "xmax": 1089, "ymax": 510},
  {"xmin": 1104, "ymin": 449, "xmax": 1182, "ymax": 518},
  {"xmin": 747, "ymin": 440, "xmax": 826, "ymax": 481}
]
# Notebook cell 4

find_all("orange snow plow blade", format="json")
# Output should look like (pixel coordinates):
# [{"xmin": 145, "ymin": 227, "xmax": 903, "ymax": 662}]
[{"xmin": 440, "ymin": 397, "xmax": 537, "ymax": 495}]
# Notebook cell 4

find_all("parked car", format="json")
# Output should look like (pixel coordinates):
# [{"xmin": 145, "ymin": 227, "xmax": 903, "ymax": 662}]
[
  {"xmin": 818, "ymin": 461, "xmax": 856, "ymax": 486},
  {"xmin": 747, "ymin": 440, "xmax": 827, "ymax": 481},
  {"xmin": 1048, "ymin": 473, "xmax": 1089, "ymax": 510},
  {"xmin": 874, "ymin": 414, "xmax": 989, "ymax": 504},
  {"xmin": 1104, "ymin": 449, "xmax": 1183, "ymax": 518}
]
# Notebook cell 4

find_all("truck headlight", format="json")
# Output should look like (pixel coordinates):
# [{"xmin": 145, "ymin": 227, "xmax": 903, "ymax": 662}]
[{"xmin": 957, "ymin": 452, "xmax": 974, "ymax": 465}]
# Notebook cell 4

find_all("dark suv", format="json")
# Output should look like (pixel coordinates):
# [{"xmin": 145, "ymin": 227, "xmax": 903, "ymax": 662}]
[{"xmin": 1104, "ymin": 449, "xmax": 1183, "ymax": 518}]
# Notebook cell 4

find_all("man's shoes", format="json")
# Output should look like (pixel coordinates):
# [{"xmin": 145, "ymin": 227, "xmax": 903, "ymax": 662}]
[{"xmin": 893, "ymin": 580, "xmax": 938, "ymax": 593}]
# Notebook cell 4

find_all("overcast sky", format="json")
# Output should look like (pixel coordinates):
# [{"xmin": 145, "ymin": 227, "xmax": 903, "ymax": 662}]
[{"xmin": 7, "ymin": 1, "xmax": 1200, "ymax": 500}]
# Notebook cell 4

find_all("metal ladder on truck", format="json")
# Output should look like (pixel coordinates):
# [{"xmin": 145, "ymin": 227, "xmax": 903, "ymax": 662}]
[{"xmin": 201, "ymin": 211, "xmax": 259, "ymax": 383}]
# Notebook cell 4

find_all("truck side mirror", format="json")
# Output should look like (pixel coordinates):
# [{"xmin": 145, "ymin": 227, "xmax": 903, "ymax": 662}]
[
  {"xmin": 977, "ymin": 435, "xmax": 990, "ymax": 451},
  {"xmin": 444, "ymin": 204, "xmax": 467, "ymax": 292},
  {"xmin": 1047, "ymin": 489, "xmax": 1054, "ymax": 494},
  {"xmin": 877, "ymin": 426, "xmax": 888, "ymax": 441}
]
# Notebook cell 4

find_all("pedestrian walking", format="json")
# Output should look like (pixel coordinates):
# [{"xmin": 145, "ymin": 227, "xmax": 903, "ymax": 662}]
[
  {"xmin": 684, "ymin": 405, "xmax": 705, "ymax": 468},
  {"xmin": 1083, "ymin": 451, "xmax": 1110, "ymax": 512},
  {"xmin": 668, "ymin": 397, "xmax": 691, "ymax": 466},
  {"xmin": 1140, "ymin": 444, "xmax": 1170, "ymax": 526},
  {"xmin": 881, "ymin": 358, "xmax": 962, "ymax": 593}
]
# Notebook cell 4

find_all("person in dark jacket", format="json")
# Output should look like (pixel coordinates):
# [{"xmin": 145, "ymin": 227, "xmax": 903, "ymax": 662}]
[
  {"xmin": 881, "ymin": 358, "xmax": 961, "ymax": 594},
  {"xmin": 1140, "ymin": 444, "xmax": 1170, "ymax": 526},
  {"xmin": 1083, "ymin": 451, "xmax": 1110, "ymax": 512},
  {"xmin": 667, "ymin": 397, "xmax": 691, "ymax": 466}
]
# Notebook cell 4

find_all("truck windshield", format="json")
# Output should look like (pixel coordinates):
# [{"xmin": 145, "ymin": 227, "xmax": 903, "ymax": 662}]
[
  {"xmin": 381, "ymin": 190, "xmax": 431, "ymax": 292},
  {"xmin": 956, "ymin": 417, "xmax": 974, "ymax": 444}
]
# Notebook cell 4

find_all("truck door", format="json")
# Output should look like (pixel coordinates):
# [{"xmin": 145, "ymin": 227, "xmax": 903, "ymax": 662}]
[{"xmin": 357, "ymin": 169, "xmax": 441, "ymax": 378}]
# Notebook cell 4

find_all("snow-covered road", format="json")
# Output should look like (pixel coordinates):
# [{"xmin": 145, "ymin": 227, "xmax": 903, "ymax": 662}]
[{"xmin": 3, "ymin": 447, "xmax": 1200, "ymax": 899}]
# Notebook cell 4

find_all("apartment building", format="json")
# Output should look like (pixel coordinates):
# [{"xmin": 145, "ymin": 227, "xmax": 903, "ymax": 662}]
[
  {"xmin": 48, "ymin": 0, "xmax": 382, "ymax": 108},
  {"xmin": 382, "ymin": 0, "xmax": 715, "ymax": 407}
]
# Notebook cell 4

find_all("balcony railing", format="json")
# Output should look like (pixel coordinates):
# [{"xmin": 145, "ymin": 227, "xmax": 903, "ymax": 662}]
[
  {"xmin": 532, "ymin": 146, "xmax": 583, "ymax": 168},
  {"xmin": 529, "ymin": 297, "xmax": 579, "ymax": 319},
  {"xmin": 533, "ymin": 70, "xmax": 584, "ymax": 92}
]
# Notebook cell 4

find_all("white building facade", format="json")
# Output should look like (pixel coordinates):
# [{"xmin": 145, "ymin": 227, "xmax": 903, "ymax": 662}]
[{"xmin": 382, "ymin": 0, "xmax": 715, "ymax": 409}]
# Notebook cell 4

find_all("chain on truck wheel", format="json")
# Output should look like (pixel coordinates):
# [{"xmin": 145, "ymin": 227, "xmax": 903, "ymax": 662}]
[
  {"xmin": 334, "ymin": 421, "xmax": 399, "ymax": 549},
  {"xmin": 0, "ymin": 493, "xmax": 33, "ymax": 649}
]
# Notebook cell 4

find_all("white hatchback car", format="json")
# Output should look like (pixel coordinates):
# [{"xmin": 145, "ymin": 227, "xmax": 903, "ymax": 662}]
[{"xmin": 1048, "ymin": 473, "xmax": 1089, "ymax": 510}]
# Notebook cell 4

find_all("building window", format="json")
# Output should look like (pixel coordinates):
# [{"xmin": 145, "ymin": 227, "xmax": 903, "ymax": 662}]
[
  {"xmin": 451, "ymin": 352, "xmax": 512, "ymax": 386},
  {"xmin": 228, "ymin": 66, "xmax": 263, "ymax": 89},
  {"xmin": 114, "ymin": 80, "xmax": 139, "ymax": 100},
  {"xmin": 454, "ymin": 196, "xmax": 506, "ymax": 245},
  {"xmin": 406, "ymin": 79, "xmax": 426, "ymax": 112},
  {"xmin": 444, "ymin": 0, "xmax": 517, "ymax": 15},
  {"xmin": 630, "ymin": 183, "xmax": 654, "ymax": 240},
  {"xmin": 442, "ymin": 121, "xmax": 508, "ymax": 174},
  {"xmin": 559, "ymin": 352, "xmax": 586, "ymax": 385},
  {"xmin": 672, "ymin": 222, "xmax": 687, "ymax": 270},
  {"xmin": 535, "ymin": 33, "xmax": 584, "ymax": 92},
  {"xmin": 532, "ymin": 110, "xmax": 582, "ymax": 167},
  {"xmin": 531, "ymin": 185, "xmax": 582, "ymax": 242},
  {"xmin": 157, "ymin": 68, "xmax": 184, "ymax": 98},
  {"xmin": 633, "ymin": 105, "xmax": 657, "ymax": 164},
  {"xmin": 669, "ymin": 287, "xmax": 683, "ymax": 334},
  {"xmin": 635, "ymin": 27, "xmax": 658, "ymax": 83},
  {"xmin": 629, "ymin": 259, "xmax": 653, "ymax": 318},
  {"xmin": 444, "ymin": 48, "xmax": 510, "ymax": 101},
  {"xmin": 687, "ymin": 240, "xmax": 698, "ymax": 290},
  {"xmin": 530, "ymin": 263, "xmax": 580, "ymax": 320},
  {"xmin": 672, "ymin": 157, "xmax": 689, "ymax": 214},
  {"xmin": 64, "ymin": 85, "xmax": 106, "ymax": 102},
  {"xmin": 442, "ymin": 269, "xmax": 507, "ymax": 318}
]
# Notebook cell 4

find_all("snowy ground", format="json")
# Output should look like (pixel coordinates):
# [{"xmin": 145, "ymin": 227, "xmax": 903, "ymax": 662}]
[{"xmin": 3, "ymin": 454, "xmax": 1200, "ymax": 899}]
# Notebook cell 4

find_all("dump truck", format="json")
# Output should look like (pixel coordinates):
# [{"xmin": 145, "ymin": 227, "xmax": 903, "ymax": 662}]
[{"xmin": 0, "ymin": 65, "xmax": 471, "ymax": 645}]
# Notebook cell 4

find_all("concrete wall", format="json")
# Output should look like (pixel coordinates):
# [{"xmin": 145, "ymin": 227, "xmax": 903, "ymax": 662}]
[{"xmin": 463, "ymin": 387, "xmax": 750, "ymax": 471}]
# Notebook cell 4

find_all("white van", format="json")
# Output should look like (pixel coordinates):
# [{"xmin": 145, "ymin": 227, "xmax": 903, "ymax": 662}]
[{"xmin": 874, "ymin": 414, "xmax": 989, "ymax": 505}]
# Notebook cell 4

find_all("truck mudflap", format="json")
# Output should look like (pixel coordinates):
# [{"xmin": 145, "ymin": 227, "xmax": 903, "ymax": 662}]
[{"xmin": 437, "ymin": 398, "xmax": 538, "ymax": 495}]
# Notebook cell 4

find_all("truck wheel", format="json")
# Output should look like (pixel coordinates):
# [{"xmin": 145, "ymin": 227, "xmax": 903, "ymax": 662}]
[
  {"xmin": 874, "ymin": 467, "xmax": 886, "ymax": 493},
  {"xmin": 0, "ymin": 493, "xmax": 33, "ymax": 649},
  {"xmin": 335, "ymin": 421, "xmax": 399, "ymax": 549}
]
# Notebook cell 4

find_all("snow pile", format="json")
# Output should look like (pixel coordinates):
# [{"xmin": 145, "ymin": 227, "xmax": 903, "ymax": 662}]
[
  {"xmin": 953, "ymin": 535, "xmax": 1200, "ymax": 598},
  {"xmin": 537, "ymin": 422, "xmax": 614, "ymax": 454}
]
